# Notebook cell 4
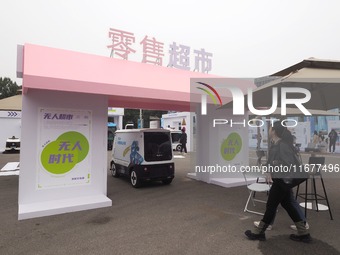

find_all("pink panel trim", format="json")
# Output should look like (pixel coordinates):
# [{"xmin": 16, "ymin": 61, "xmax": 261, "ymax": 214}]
[{"xmin": 22, "ymin": 44, "xmax": 255, "ymax": 110}]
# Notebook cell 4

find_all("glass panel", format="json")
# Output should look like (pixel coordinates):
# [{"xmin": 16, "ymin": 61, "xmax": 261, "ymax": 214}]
[{"xmin": 144, "ymin": 132, "xmax": 172, "ymax": 161}]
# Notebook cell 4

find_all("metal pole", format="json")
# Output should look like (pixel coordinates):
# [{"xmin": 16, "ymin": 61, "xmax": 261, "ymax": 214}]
[{"xmin": 139, "ymin": 109, "xmax": 143, "ymax": 128}]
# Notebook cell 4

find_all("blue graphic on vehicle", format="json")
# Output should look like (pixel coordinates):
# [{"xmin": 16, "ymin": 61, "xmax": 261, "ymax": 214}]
[{"xmin": 130, "ymin": 141, "xmax": 144, "ymax": 165}]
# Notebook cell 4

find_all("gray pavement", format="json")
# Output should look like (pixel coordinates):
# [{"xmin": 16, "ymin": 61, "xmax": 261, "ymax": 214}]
[{"xmin": 0, "ymin": 151, "xmax": 340, "ymax": 255}]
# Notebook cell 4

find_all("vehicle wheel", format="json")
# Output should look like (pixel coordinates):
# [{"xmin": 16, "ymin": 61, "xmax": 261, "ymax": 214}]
[
  {"xmin": 130, "ymin": 169, "xmax": 142, "ymax": 188},
  {"xmin": 110, "ymin": 161, "xmax": 119, "ymax": 178},
  {"xmin": 176, "ymin": 144, "xmax": 182, "ymax": 151},
  {"xmin": 162, "ymin": 179, "xmax": 173, "ymax": 185}
]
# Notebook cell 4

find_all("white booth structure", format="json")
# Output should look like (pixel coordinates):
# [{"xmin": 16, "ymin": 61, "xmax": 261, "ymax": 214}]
[
  {"xmin": 16, "ymin": 43, "xmax": 224, "ymax": 219},
  {"xmin": 189, "ymin": 106, "xmax": 251, "ymax": 188},
  {"xmin": 19, "ymin": 91, "xmax": 110, "ymax": 219},
  {"xmin": 186, "ymin": 78, "xmax": 256, "ymax": 187}
]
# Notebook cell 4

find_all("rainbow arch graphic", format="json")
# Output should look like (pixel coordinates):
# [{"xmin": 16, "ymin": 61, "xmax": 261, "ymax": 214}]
[{"xmin": 196, "ymin": 82, "xmax": 222, "ymax": 106}]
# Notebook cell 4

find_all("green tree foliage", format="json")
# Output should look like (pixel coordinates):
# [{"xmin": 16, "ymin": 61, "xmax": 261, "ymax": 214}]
[
  {"xmin": 0, "ymin": 77, "xmax": 21, "ymax": 99},
  {"xmin": 123, "ymin": 109, "xmax": 167, "ymax": 128}
]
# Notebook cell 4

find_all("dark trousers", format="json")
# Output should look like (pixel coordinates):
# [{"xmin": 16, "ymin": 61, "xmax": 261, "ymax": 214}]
[
  {"xmin": 262, "ymin": 179, "xmax": 304, "ymax": 225},
  {"xmin": 266, "ymin": 189, "xmax": 306, "ymax": 225},
  {"xmin": 181, "ymin": 143, "xmax": 187, "ymax": 153},
  {"xmin": 329, "ymin": 140, "xmax": 336, "ymax": 152}
]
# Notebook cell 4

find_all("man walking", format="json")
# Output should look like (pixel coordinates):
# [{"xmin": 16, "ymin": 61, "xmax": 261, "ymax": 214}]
[{"xmin": 328, "ymin": 129, "xmax": 338, "ymax": 153}]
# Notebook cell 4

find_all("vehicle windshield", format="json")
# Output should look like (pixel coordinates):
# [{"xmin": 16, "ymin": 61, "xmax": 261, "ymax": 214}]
[{"xmin": 144, "ymin": 132, "xmax": 172, "ymax": 161}]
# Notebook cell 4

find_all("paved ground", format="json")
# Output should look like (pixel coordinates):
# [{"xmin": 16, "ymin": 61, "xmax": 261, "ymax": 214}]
[{"xmin": 0, "ymin": 151, "xmax": 339, "ymax": 255}]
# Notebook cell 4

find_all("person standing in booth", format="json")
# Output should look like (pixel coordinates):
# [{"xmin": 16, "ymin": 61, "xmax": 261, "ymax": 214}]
[
  {"xmin": 328, "ymin": 129, "xmax": 338, "ymax": 153},
  {"xmin": 312, "ymin": 130, "xmax": 320, "ymax": 145},
  {"xmin": 179, "ymin": 127, "xmax": 187, "ymax": 154}
]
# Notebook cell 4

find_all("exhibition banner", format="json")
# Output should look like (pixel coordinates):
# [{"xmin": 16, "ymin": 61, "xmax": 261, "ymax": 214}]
[{"xmin": 37, "ymin": 108, "xmax": 92, "ymax": 189}]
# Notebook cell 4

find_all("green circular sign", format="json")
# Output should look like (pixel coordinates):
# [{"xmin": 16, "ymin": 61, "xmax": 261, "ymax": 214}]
[
  {"xmin": 41, "ymin": 131, "xmax": 89, "ymax": 175},
  {"xmin": 220, "ymin": 132, "xmax": 242, "ymax": 161},
  {"xmin": 57, "ymin": 131, "xmax": 89, "ymax": 162}
]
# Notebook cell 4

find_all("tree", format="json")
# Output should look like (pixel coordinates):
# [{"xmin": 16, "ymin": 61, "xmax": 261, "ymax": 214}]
[
  {"xmin": 0, "ymin": 77, "xmax": 21, "ymax": 99},
  {"xmin": 123, "ymin": 109, "xmax": 140, "ymax": 128}
]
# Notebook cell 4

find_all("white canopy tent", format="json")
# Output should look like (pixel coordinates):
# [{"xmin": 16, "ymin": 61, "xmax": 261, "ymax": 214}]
[{"xmin": 221, "ymin": 58, "xmax": 340, "ymax": 114}]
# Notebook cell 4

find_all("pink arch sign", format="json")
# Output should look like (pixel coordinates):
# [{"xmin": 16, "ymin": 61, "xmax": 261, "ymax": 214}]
[{"xmin": 19, "ymin": 44, "xmax": 222, "ymax": 111}]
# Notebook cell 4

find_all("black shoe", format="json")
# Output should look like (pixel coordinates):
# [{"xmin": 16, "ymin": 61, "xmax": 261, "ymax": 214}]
[
  {"xmin": 245, "ymin": 230, "xmax": 266, "ymax": 241},
  {"xmin": 290, "ymin": 233, "xmax": 312, "ymax": 243}
]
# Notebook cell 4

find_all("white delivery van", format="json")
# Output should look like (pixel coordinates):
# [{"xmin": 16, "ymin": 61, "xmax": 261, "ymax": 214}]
[
  {"xmin": 110, "ymin": 129, "xmax": 175, "ymax": 188},
  {"xmin": 170, "ymin": 130, "xmax": 182, "ymax": 151},
  {"xmin": 5, "ymin": 136, "xmax": 21, "ymax": 153}
]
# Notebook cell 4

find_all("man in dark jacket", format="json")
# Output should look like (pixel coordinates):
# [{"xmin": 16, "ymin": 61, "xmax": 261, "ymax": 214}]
[
  {"xmin": 179, "ymin": 127, "xmax": 187, "ymax": 154},
  {"xmin": 328, "ymin": 129, "xmax": 338, "ymax": 153}
]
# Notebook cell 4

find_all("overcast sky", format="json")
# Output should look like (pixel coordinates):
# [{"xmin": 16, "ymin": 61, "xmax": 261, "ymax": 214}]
[{"xmin": 1, "ymin": 0, "xmax": 340, "ymax": 84}]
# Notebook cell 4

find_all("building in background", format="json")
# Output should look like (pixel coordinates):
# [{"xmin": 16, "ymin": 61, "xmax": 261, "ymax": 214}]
[
  {"xmin": 108, "ymin": 107, "xmax": 124, "ymax": 130},
  {"xmin": 0, "ymin": 94, "xmax": 22, "ymax": 152},
  {"xmin": 162, "ymin": 112, "xmax": 195, "ymax": 152}
]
